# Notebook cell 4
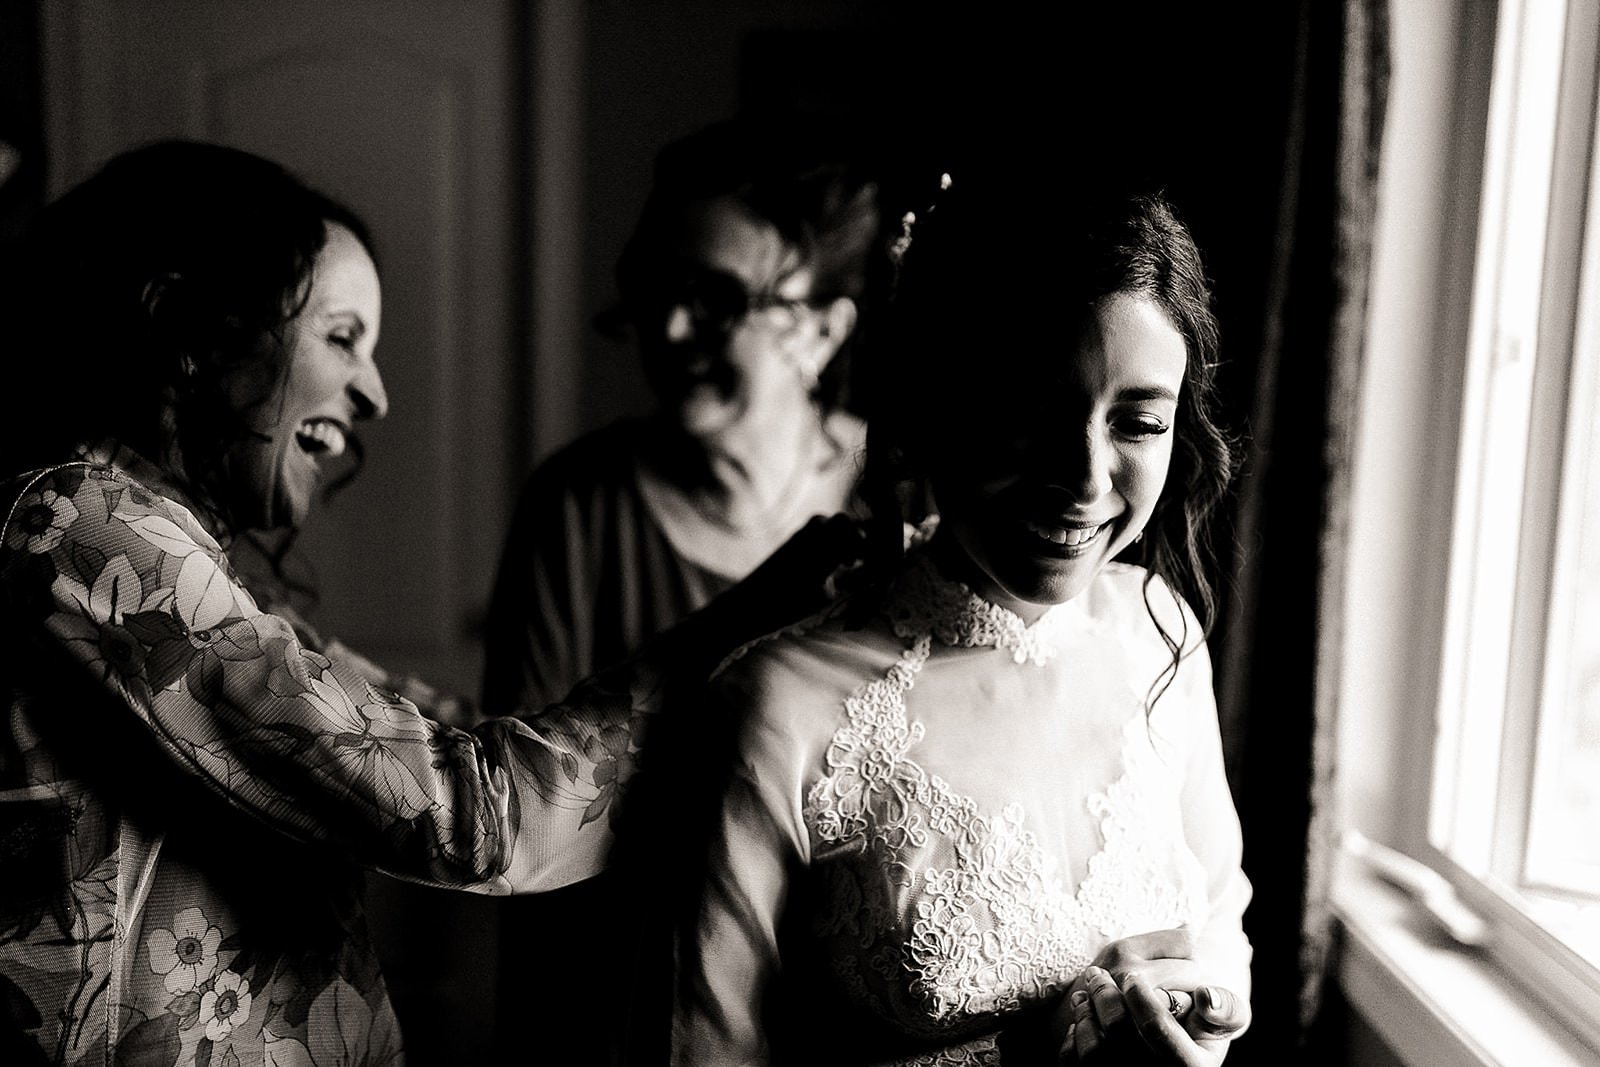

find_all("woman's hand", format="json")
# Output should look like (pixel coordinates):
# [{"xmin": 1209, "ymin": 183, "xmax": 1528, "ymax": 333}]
[
  {"xmin": 1060, "ymin": 966, "xmax": 1249, "ymax": 1065},
  {"xmin": 1086, "ymin": 928, "xmax": 1208, "ymax": 989},
  {"xmin": 1049, "ymin": 929, "xmax": 1249, "ymax": 1064}
]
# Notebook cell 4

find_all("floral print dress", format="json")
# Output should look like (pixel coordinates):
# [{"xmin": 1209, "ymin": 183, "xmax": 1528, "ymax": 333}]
[{"xmin": 0, "ymin": 445, "xmax": 663, "ymax": 1066}]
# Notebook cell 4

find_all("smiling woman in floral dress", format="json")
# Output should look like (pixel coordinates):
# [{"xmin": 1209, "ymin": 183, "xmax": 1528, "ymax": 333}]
[{"xmin": 0, "ymin": 141, "xmax": 837, "ymax": 1067}]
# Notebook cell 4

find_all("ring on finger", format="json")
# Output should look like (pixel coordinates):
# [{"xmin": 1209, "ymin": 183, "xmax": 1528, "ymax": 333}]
[{"xmin": 1166, "ymin": 989, "xmax": 1182, "ymax": 1015}]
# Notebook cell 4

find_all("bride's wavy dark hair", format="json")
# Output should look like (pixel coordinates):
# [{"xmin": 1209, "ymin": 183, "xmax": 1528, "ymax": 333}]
[
  {"xmin": 0, "ymin": 139, "xmax": 376, "ymax": 543},
  {"xmin": 859, "ymin": 166, "xmax": 1239, "ymax": 697}
]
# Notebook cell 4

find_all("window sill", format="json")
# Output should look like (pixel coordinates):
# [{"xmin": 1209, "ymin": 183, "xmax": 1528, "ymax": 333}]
[{"xmin": 1332, "ymin": 848, "xmax": 1599, "ymax": 1067}]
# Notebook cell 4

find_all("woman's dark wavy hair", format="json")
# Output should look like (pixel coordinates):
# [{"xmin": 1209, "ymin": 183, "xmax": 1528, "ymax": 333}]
[
  {"xmin": 860, "ymin": 168, "xmax": 1239, "ymax": 697},
  {"xmin": 0, "ymin": 139, "xmax": 375, "ymax": 540},
  {"xmin": 606, "ymin": 115, "xmax": 882, "ymax": 413}
]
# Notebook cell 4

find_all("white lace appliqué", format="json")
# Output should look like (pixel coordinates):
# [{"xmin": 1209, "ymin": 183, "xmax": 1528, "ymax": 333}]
[
  {"xmin": 803, "ymin": 555, "xmax": 1208, "ymax": 1040},
  {"xmin": 881, "ymin": 555, "xmax": 1071, "ymax": 666}
]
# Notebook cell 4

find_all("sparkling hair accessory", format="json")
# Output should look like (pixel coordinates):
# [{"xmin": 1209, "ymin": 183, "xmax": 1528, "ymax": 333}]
[{"xmin": 888, "ymin": 171, "xmax": 953, "ymax": 270}]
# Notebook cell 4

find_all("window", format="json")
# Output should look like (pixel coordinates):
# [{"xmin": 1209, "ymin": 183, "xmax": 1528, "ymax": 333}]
[{"xmin": 1422, "ymin": 0, "xmax": 1600, "ymax": 1046}]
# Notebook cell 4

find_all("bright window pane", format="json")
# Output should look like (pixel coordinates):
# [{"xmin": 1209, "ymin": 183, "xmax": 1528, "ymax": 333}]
[
  {"xmin": 1523, "ymin": 234, "xmax": 1600, "ymax": 904},
  {"xmin": 1522, "ymin": 402, "xmax": 1600, "ymax": 972},
  {"xmin": 1518, "ymin": 2, "xmax": 1600, "ymax": 969}
]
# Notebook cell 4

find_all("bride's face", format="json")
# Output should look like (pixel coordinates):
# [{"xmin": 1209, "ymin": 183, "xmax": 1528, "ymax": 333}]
[{"xmin": 929, "ymin": 292, "xmax": 1187, "ymax": 623}]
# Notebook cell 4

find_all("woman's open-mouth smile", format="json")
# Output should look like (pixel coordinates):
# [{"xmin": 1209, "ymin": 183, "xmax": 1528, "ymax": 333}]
[
  {"xmin": 1023, "ymin": 517, "xmax": 1113, "ymax": 557},
  {"xmin": 295, "ymin": 418, "xmax": 349, "ymax": 459}
]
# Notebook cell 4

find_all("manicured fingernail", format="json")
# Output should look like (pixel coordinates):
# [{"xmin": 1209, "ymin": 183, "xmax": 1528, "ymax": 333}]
[
  {"xmin": 1197, "ymin": 986, "xmax": 1216, "ymax": 1010},
  {"xmin": 1071, "ymin": 989, "xmax": 1089, "ymax": 1007}
]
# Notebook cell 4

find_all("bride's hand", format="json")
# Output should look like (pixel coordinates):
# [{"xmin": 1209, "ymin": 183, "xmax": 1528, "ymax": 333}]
[
  {"xmin": 1089, "ymin": 928, "xmax": 1206, "ymax": 989},
  {"xmin": 1060, "ymin": 966, "xmax": 1249, "ymax": 1065}
]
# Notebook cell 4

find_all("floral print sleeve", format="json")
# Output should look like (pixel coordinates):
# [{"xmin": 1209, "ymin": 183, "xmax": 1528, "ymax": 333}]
[
  {"xmin": 0, "ymin": 462, "xmax": 646, "ymax": 890},
  {"xmin": 1, "ymin": 457, "xmax": 681, "ymax": 1065}
]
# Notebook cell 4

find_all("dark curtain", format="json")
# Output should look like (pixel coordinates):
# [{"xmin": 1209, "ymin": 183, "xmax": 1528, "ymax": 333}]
[{"xmin": 1211, "ymin": 1, "xmax": 1389, "ymax": 1064}]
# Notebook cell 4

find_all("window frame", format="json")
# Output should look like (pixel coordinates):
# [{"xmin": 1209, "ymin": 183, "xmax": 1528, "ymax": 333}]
[{"xmin": 1411, "ymin": 0, "xmax": 1600, "ymax": 1050}]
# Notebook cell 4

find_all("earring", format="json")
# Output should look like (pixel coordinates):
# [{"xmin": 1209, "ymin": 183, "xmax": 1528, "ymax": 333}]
[{"xmin": 1134, "ymin": 531, "xmax": 1144, "ymax": 543}]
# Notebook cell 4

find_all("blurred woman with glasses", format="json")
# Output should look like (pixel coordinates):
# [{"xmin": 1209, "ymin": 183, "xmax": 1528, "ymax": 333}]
[{"xmin": 481, "ymin": 116, "xmax": 882, "ymax": 720}]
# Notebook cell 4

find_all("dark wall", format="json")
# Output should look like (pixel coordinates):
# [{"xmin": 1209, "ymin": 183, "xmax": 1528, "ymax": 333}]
[{"xmin": 0, "ymin": 0, "xmax": 43, "ymax": 268}]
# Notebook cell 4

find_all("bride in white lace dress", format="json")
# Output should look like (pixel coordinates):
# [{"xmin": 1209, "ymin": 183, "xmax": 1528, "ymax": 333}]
[{"xmin": 671, "ymin": 172, "xmax": 1254, "ymax": 1066}]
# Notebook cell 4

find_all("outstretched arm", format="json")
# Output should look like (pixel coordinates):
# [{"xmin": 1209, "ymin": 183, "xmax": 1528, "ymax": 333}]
[
  {"xmin": 4, "ymin": 466, "xmax": 866, "ymax": 895},
  {"xmin": 2, "ymin": 464, "xmax": 564, "ymax": 885}
]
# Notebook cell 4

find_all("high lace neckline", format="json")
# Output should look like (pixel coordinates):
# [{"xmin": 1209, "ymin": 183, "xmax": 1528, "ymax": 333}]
[{"xmin": 881, "ymin": 551, "xmax": 1078, "ymax": 666}]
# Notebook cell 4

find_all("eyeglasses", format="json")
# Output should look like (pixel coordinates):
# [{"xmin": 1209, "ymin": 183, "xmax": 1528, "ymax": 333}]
[{"xmin": 628, "ymin": 266, "xmax": 814, "ymax": 335}]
